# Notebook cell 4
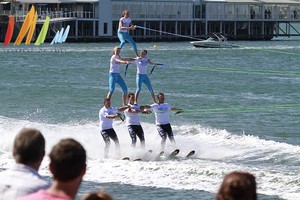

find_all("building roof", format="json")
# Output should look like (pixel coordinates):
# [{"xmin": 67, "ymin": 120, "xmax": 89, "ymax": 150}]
[
  {"xmin": 17, "ymin": 0, "xmax": 98, "ymax": 3},
  {"xmin": 260, "ymin": 0, "xmax": 300, "ymax": 3},
  {"xmin": 16, "ymin": 0, "xmax": 300, "ymax": 4},
  {"xmin": 204, "ymin": 0, "xmax": 300, "ymax": 3}
]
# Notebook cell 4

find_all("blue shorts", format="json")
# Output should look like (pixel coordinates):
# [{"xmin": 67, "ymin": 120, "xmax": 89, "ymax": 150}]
[
  {"xmin": 118, "ymin": 31, "xmax": 138, "ymax": 52},
  {"xmin": 109, "ymin": 73, "xmax": 128, "ymax": 94},
  {"xmin": 136, "ymin": 74, "xmax": 154, "ymax": 94}
]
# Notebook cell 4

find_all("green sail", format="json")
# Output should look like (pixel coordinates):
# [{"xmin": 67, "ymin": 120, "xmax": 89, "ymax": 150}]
[{"xmin": 34, "ymin": 16, "xmax": 50, "ymax": 46}]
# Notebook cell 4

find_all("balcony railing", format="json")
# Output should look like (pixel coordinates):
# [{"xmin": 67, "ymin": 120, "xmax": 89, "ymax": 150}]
[
  {"xmin": 7, "ymin": 10, "xmax": 299, "ymax": 22},
  {"xmin": 14, "ymin": 10, "xmax": 94, "ymax": 22}
]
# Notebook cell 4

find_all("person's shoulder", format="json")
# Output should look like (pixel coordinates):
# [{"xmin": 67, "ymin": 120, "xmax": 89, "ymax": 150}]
[
  {"xmin": 0, "ymin": 164, "xmax": 48, "ymax": 184},
  {"xmin": 99, "ymin": 106, "xmax": 107, "ymax": 113},
  {"xmin": 0, "ymin": 167, "xmax": 14, "ymax": 181},
  {"xmin": 99, "ymin": 106, "xmax": 105, "ymax": 111},
  {"xmin": 112, "ymin": 107, "xmax": 119, "ymax": 111},
  {"xmin": 17, "ymin": 189, "xmax": 47, "ymax": 200},
  {"xmin": 150, "ymin": 103, "xmax": 158, "ymax": 108}
]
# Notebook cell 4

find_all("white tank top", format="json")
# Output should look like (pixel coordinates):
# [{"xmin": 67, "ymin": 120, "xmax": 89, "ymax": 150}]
[
  {"xmin": 124, "ymin": 104, "xmax": 141, "ymax": 125},
  {"xmin": 109, "ymin": 55, "xmax": 121, "ymax": 73},
  {"xmin": 99, "ymin": 106, "xmax": 118, "ymax": 130},
  {"xmin": 136, "ymin": 57, "xmax": 149, "ymax": 74},
  {"xmin": 118, "ymin": 17, "xmax": 132, "ymax": 33},
  {"xmin": 150, "ymin": 103, "xmax": 171, "ymax": 125}
]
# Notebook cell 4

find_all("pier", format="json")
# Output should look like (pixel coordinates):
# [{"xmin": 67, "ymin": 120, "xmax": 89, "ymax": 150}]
[{"xmin": 0, "ymin": 0, "xmax": 300, "ymax": 42}]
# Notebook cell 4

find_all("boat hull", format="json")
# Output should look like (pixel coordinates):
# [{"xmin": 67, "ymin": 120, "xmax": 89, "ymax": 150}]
[{"xmin": 190, "ymin": 41, "xmax": 238, "ymax": 48}]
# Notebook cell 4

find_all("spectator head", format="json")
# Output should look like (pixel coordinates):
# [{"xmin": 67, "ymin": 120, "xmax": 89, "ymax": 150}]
[
  {"xmin": 49, "ymin": 138, "xmax": 86, "ymax": 182},
  {"xmin": 216, "ymin": 171, "xmax": 257, "ymax": 200},
  {"xmin": 81, "ymin": 190, "xmax": 114, "ymax": 200},
  {"xmin": 13, "ymin": 128, "xmax": 45, "ymax": 167}
]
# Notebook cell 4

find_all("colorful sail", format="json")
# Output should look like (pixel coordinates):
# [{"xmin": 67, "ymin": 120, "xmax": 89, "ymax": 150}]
[
  {"xmin": 4, "ymin": 16, "xmax": 15, "ymax": 46},
  {"xmin": 25, "ymin": 11, "xmax": 38, "ymax": 45},
  {"xmin": 34, "ymin": 16, "xmax": 50, "ymax": 46},
  {"xmin": 14, "ymin": 6, "xmax": 35, "ymax": 45}
]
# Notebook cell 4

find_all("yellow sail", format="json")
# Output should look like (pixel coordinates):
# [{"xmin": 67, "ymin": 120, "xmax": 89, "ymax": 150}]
[
  {"xmin": 14, "ymin": 6, "xmax": 35, "ymax": 45},
  {"xmin": 34, "ymin": 16, "xmax": 50, "ymax": 46},
  {"xmin": 25, "ymin": 11, "xmax": 38, "ymax": 45}
]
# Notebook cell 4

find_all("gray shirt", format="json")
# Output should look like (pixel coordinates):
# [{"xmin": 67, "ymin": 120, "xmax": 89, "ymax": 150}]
[{"xmin": 0, "ymin": 163, "xmax": 50, "ymax": 200}]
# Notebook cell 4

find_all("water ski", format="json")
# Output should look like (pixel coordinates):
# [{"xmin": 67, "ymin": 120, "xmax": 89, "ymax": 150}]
[
  {"xmin": 186, "ymin": 150, "xmax": 195, "ymax": 157},
  {"xmin": 154, "ymin": 151, "xmax": 164, "ymax": 160},
  {"xmin": 169, "ymin": 149, "xmax": 180, "ymax": 157},
  {"xmin": 158, "ymin": 151, "xmax": 164, "ymax": 157}
]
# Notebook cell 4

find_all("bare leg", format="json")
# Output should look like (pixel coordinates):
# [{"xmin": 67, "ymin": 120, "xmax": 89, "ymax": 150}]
[
  {"xmin": 122, "ymin": 93, "xmax": 127, "ymax": 106},
  {"xmin": 151, "ymin": 93, "xmax": 157, "ymax": 104},
  {"xmin": 134, "ymin": 91, "xmax": 139, "ymax": 104},
  {"xmin": 107, "ymin": 92, "xmax": 112, "ymax": 100}
]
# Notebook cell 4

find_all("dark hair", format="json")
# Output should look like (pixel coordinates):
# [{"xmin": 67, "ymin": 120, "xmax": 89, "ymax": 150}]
[
  {"xmin": 103, "ymin": 98, "xmax": 110, "ymax": 104},
  {"xmin": 216, "ymin": 171, "xmax": 257, "ymax": 200},
  {"xmin": 157, "ymin": 92, "xmax": 164, "ymax": 99},
  {"xmin": 82, "ymin": 190, "xmax": 114, "ymax": 200},
  {"xmin": 141, "ymin": 49, "xmax": 147, "ymax": 54},
  {"xmin": 49, "ymin": 138, "xmax": 86, "ymax": 182},
  {"xmin": 128, "ymin": 92, "xmax": 134, "ymax": 98},
  {"xmin": 13, "ymin": 128, "xmax": 45, "ymax": 164}
]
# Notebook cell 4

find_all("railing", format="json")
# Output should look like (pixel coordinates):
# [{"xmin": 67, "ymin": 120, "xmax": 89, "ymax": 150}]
[
  {"xmin": 205, "ymin": 13, "xmax": 298, "ymax": 21},
  {"xmin": 15, "ymin": 10, "xmax": 94, "ymax": 22},
  {"xmin": 10, "ymin": 10, "xmax": 300, "ymax": 22},
  {"xmin": 114, "ymin": 13, "xmax": 193, "ymax": 20}
]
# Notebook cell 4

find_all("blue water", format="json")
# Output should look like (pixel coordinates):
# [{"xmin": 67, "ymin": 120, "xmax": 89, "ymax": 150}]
[{"xmin": 0, "ymin": 40, "xmax": 300, "ymax": 199}]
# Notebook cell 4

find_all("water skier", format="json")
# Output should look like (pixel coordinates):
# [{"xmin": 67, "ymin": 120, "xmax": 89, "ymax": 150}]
[
  {"xmin": 99, "ymin": 98, "xmax": 129, "ymax": 158},
  {"xmin": 133, "ymin": 49, "xmax": 157, "ymax": 105},
  {"xmin": 150, "ymin": 92, "xmax": 182, "ymax": 151},
  {"xmin": 118, "ymin": 10, "xmax": 138, "ymax": 56},
  {"xmin": 124, "ymin": 92, "xmax": 151, "ymax": 149},
  {"xmin": 106, "ymin": 46, "xmax": 131, "ymax": 106}
]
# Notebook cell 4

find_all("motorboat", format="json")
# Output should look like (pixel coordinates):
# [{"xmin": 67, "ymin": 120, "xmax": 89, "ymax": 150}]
[{"xmin": 190, "ymin": 33, "xmax": 239, "ymax": 48}]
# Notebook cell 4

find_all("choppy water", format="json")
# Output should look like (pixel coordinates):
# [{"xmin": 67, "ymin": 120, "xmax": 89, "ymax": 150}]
[{"xmin": 0, "ymin": 40, "xmax": 300, "ymax": 200}]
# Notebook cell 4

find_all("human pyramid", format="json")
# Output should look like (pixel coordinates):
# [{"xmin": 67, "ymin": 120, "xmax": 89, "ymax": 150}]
[{"xmin": 99, "ymin": 10, "xmax": 182, "ymax": 159}]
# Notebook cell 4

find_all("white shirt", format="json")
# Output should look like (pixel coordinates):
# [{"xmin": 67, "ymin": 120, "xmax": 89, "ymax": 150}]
[
  {"xmin": 135, "ymin": 57, "xmax": 149, "ymax": 74},
  {"xmin": 151, "ymin": 103, "xmax": 172, "ymax": 125},
  {"xmin": 124, "ymin": 104, "xmax": 141, "ymax": 126},
  {"xmin": 109, "ymin": 55, "xmax": 122, "ymax": 73},
  {"xmin": 99, "ymin": 106, "xmax": 118, "ymax": 130},
  {"xmin": 118, "ymin": 17, "xmax": 132, "ymax": 33},
  {"xmin": 0, "ymin": 163, "xmax": 50, "ymax": 200}
]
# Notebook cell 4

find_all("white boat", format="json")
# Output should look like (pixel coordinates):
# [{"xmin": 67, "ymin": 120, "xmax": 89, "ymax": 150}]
[{"xmin": 190, "ymin": 33, "xmax": 239, "ymax": 48}]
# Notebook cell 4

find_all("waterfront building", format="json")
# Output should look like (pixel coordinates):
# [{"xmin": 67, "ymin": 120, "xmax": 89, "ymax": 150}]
[{"xmin": 0, "ymin": 0, "xmax": 300, "ymax": 42}]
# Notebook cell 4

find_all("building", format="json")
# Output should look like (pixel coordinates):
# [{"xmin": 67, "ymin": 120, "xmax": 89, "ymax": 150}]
[{"xmin": 1, "ymin": 0, "xmax": 300, "ymax": 42}]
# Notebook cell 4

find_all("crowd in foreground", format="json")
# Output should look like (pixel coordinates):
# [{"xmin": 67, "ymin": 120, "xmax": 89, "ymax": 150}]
[
  {"xmin": 0, "ymin": 8, "xmax": 260, "ymax": 200},
  {"xmin": 0, "ymin": 128, "xmax": 258, "ymax": 200}
]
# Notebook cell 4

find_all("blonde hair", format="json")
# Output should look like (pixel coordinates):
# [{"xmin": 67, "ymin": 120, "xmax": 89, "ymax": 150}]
[
  {"xmin": 121, "ymin": 10, "xmax": 129, "ymax": 17},
  {"xmin": 112, "ymin": 46, "xmax": 121, "ymax": 54}
]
